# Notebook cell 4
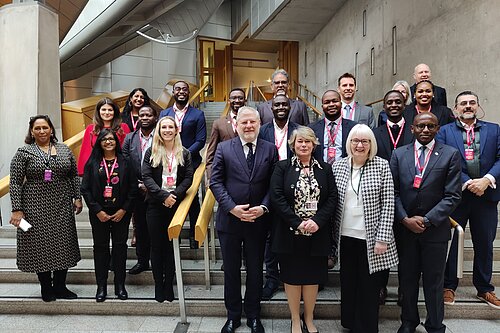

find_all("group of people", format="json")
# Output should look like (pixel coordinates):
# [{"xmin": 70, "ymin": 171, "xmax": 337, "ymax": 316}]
[{"xmin": 7, "ymin": 65, "xmax": 500, "ymax": 333}]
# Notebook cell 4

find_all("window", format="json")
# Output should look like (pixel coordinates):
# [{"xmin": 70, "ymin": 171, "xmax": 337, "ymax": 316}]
[
  {"xmin": 305, "ymin": 50, "xmax": 308, "ymax": 77},
  {"xmin": 362, "ymin": 10, "xmax": 367, "ymax": 37},
  {"xmin": 325, "ymin": 52, "xmax": 329, "ymax": 84},
  {"xmin": 392, "ymin": 26, "xmax": 397, "ymax": 75},
  {"xmin": 370, "ymin": 47, "xmax": 375, "ymax": 75}
]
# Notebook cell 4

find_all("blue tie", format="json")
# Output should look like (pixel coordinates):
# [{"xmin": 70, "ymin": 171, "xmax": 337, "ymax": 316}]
[
  {"xmin": 417, "ymin": 145, "xmax": 427, "ymax": 175},
  {"xmin": 344, "ymin": 105, "xmax": 352, "ymax": 119},
  {"xmin": 246, "ymin": 143, "xmax": 254, "ymax": 171}
]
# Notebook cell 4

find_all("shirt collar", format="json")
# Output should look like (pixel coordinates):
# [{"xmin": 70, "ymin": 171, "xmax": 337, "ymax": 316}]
[
  {"xmin": 458, "ymin": 118, "xmax": 477, "ymax": 130},
  {"xmin": 239, "ymin": 137, "xmax": 258, "ymax": 148},
  {"xmin": 273, "ymin": 119, "xmax": 288, "ymax": 132},
  {"xmin": 173, "ymin": 104, "xmax": 188, "ymax": 113},
  {"xmin": 415, "ymin": 139, "xmax": 436, "ymax": 150},
  {"xmin": 387, "ymin": 118, "xmax": 405, "ymax": 127},
  {"xmin": 140, "ymin": 129, "xmax": 154, "ymax": 139},
  {"xmin": 342, "ymin": 101, "xmax": 355, "ymax": 109},
  {"xmin": 291, "ymin": 155, "xmax": 322, "ymax": 170},
  {"xmin": 324, "ymin": 117, "xmax": 342, "ymax": 126}
]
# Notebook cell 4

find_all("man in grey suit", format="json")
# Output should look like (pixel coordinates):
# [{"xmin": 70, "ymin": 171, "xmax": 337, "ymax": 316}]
[
  {"xmin": 257, "ymin": 68, "xmax": 309, "ymax": 125},
  {"xmin": 337, "ymin": 72, "xmax": 376, "ymax": 129},
  {"xmin": 390, "ymin": 112, "xmax": 462, "ymax": 333}
]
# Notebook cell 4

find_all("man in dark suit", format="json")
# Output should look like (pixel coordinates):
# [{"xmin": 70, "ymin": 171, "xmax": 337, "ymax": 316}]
[
  {"xmin": 374, "ymin": 90, "xmax": 414, "ymax": 304},
  {"xmin": 437, "ymin": 91, "xmax": 500, "ymax": 309},
  {"xmin": 410, "ymin": 63, "xmax": 448, "ymax": 107},
  {"xmin": 390, "ymin": 113, "xmax": 462, "ymax": 333},
  {"xmin": 206, "ymin": 88, "xmax": 246, "ymax": 181},
  {"xmin": 211, "ymin": 106, "xmax": 278, "ymax": 333},
  {"xmin": 257, "ymin": 68, "xmax": 309, "ymax": 125},
  {"xmin": 122, "ymin": 106, "xmax": 158, "ymax": 275},
  {"xmin": 258, "ymin": 94, "xmax": 298, "ymax": 300},
  {"xmin": 337, "ymin": 72, "xmax": 376, "ymax": 128},
  {"xmin": 309, "ymin": 90, "xmax": 356, "ymax": 164},
  {"xmin": 159, "ymin": 80, "xmax": 206, "ymax": 249}
]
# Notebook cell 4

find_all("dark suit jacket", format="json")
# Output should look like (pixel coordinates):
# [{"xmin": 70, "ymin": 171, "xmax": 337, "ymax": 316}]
[
  {"xmin": 436, "ymin": 120, "xmax": 500, "ymax": 202},
  {"xmin": 210, "ymin": 137, "xmax": 278, "ymax": 234},
  {"xmin": 374, "ymin": 121, "xmax": 414, "ymax": 161},
  {"xmin": 258, "ymin": 121, "xmax": 299, "ymax": 160},
  {"xmin": 390, "ymin": 142, "xmax": 462, "ymax": 242},
  {"xmin": 411, "ymin": 83, "xmax": 448, "ymax": 107},
  {"xmin": 403, "ymin": 101, "xmax": 455, "ymax": 127},
  {"xmin": 270, "ymin": 158, "xmax": 337, "ymax": 256},
  {"xmin": 159, "ymin": 106, "xmax": 206, "ymax": 169},
  {"xmin": 257, "ymin": 98, "xmax": 310, "ymax": 125},
  {"xmin": 122, "ymin": 130, "xmax": 148, "ymax": 181},
  {"xmin": 81, "ymin": 154, "xmax": 137, "ymax": 215},
  {"xmin": 205, "ymin": 114, "xmax": 237, "ymax": 180},
  {"xmin": 308, "ymin": 117, "xmax": 357, "ymax": 162},
  {"xmin": 141, "ymin": 147, "xmax": 193, "ymax": 205}
]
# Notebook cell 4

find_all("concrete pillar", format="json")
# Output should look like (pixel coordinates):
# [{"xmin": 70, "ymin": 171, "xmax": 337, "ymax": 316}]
[{"xmin": 0, "ymin": 2, "xmax": 61, "ymax": 223}]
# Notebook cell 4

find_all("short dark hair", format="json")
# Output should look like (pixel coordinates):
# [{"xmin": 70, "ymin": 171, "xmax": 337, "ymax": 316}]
[
  {"xmin": 139, "ymin": 105, "xmax": 157, "ymax": 117},
  {"xmin": 25, "ymin": 115, "xmax": 58, "ymax": 144},
  {"xmin": 173, "ymin": 80, "xmax": 189, "ymax": 89},
  {"xmin": 321, "ymin": 89, "xmax": 340, "ymax": 102},
  {"xmin": 454, "ymin": 90, "xmax": 479, "ymax": 106},
  {"xmin": 415, "ymin": 79, "xmax": 435, "ymax": 91},
  {"xmin": 229, "ymin": 88, "xmax": 246, "ymax": 98},
  {"xmin": 383, "ymin": 90, "xmax": 405, "ymax": 103},
  {"xmin": 338, "ymin": 73, "xmax": 356, "ymax": 86}
]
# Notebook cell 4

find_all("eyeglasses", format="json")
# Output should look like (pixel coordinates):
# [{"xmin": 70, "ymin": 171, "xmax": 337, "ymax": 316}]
[
  {"xmin": 102, "ymin": 138, "xmax": 116, "ymax": 143},
  {"xmin": 273, "ymin": 80, "xmax": 288, "ymax": 85},
  {"xmin": 414, "ymin": 124, "xmax": 438, "ymax": 130},
  {"xmin": 351, "ymin": 139, "xmax": 370, "ymax": 146}
]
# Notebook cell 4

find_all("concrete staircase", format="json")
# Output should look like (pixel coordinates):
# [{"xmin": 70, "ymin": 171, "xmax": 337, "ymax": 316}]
[
  {"xmin": 0, "ymin": 207, "xmax": 500, "ymax": 321},
  {"xmin": 200, "ymin": 102, "xmax": 228, "ymax": 136}
]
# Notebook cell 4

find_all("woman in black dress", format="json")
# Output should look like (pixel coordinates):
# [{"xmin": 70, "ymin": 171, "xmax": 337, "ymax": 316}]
[
  {"xmin": 81, "ymin": 129, "xmax": 137, "ymax": 302},
  {"xmin": 121, "ymin": 88, "xmax": 151, "ymax": 132},
  {"xmin": 142, "ymin": 116, "xmax": 193, "ymax": 302},
  {"xmin": 270, "ymin": 126, "xmax": 337, "ymax": 333}
]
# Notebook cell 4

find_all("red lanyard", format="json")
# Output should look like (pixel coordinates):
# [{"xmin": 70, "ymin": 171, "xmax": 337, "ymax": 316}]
[
  {"xmin": 466, "ymin": 126, "xmax": 475, "ymax": 147},
  {"xmin": 344, "ymin": 103, "xmax": 356, "ymax": 120},
  {"xmin": 416, "ymin": 104, "xmax": 432, "ymax": 114},
  {"xmin": 325, "ymin": 119, "xmax": 342, "ymax": 145},
  {"xmin": 275, "ymin": 126, "xmax": 288, "ymax": 160},
  {"xmin": 387, "ymin": 120, "xmax": 405, "ymax": 149},
  {"xmin": 139, "ymin": 132, "xmax": 151, "ymax": 152},
  {"xmin": 102, "ymin": 157, "xmax": 117, "ymax": 185},
  {"xmin": 130, "ymin": 114, "xmax": 139, "ymax": 131},
  {"xmin": 414, "ymin": 145, "xmax": 433, "ymax": 174},
  {"xmin": 167, "ymin": 150, "xmax": 176, "ymax": 173},
  {"xmin": 174, "ymin": 106, "xmax": 188, "ymax": 127}
]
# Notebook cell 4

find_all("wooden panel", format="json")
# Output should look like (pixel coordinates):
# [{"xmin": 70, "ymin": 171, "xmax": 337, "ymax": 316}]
[{"xmin": 214, "ymin": 50, "xmax": 225, "ymax": 101}]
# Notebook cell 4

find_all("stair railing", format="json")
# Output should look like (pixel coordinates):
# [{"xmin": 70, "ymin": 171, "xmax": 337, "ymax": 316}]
[
  {"xmin": 293, "ymin": 81, "xmax": 322, "ymax": 121},
  {"xmin": 449, "ymin": 217, "xmax": 464, "ymax": 278}
]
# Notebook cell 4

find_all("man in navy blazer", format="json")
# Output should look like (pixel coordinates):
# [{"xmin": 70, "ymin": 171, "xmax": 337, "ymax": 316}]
[
  {"xmin": 211, "ymin": 106, "xmax": 277, "ymax": 333},
  {"xmin": 390, "ymin": 113, "xmax": 462, "ymax": 333},
  {"xmin": 436, "ymin": 91, "xmax": 500, "ymax": 309},
  {"xmin": 159, "ymin": 81, "xmax": 206, "ymax": 249},
  {"xmin": 309, "ymin": 90, "xmax": 356, "ymax": 164},
  {"xmin": 257, "ymin": 68, "xmax": 309, "ymax": 126},
  {"xmin": 122, "ymin": 106, "xmax": 158, "ymax": 275}
]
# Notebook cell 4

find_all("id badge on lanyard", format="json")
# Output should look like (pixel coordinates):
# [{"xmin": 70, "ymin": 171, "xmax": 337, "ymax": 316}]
[
  {"xmin": 413, "ymin": 175, "xmax": 423, "ymax": 188},
  {"xmin": 327, "ymin": 147, "xmax": 336, "ymax": 160},
  {"xmin": 44, "ymin": 169, "xmax": 53, "ymax": 182},
  {"xmin": 103, "ymin": 185, "xmax": 113, "ymax": 198},
  {"xmin": 465, "ymin": 148, "xmax": 474, "ymax": 160}
]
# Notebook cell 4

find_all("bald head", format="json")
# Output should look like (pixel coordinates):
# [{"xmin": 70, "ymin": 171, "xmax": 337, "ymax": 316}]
[{"xmin": 413, "ymin": 63, "xmax": 432, "ymax": 83}]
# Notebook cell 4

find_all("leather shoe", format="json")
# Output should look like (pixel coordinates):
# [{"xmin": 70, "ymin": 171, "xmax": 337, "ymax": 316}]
[
  {"xmin": 247, "ymin": 318, "xmax": 265, "ymax": 333},
  {"xmin": 262, "ymin": 281, "xmax": 278, "ymax": 300},
  {"xmin": 96, "ymin": 285, "xmax": 107, "ymax": 302},
  {"xmin": 397, "ymin": 324, "xmax": 415, "ymax": 333},
  {"xmin": 221, "ymin": 319, "xmax": 241, "ymax": 333},
  {"xmin": 115, "ymin": 284, "xmax": 128, "ymax": 300},
  {"xmin": 129, "ymin": 262, "xmax": 149, "ymax": 275}
]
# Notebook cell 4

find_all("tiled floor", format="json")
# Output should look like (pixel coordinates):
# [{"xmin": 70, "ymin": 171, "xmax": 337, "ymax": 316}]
[{"xmin": 0, "ymin": 315, "xmax": 498, "ymax": 332}]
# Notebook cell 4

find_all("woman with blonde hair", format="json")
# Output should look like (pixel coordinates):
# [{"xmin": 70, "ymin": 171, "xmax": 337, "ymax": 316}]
[{"xmin": 142, "ymin": 116, "xmax": 193, "ymax": 302}]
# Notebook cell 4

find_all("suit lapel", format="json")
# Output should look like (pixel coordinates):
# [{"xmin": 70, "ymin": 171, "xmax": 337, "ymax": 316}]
[
  {"xmin": 224, "ymin": 114, "xmax": 235, "ymax": 137},
  {"xmin": 403, "ymin": 144, "xmax": 416, "ymax": 179},
  {"xmin": 232, "ymin": 139, "xmax": 250, "ymax": 178},
  {"xmin": 353, "ymin": 102, "xmax": 360, "ymax": 122},
  {"xmin": 422, "ymin": 143, "xmax": 442, "ymax": 183},
  {"xmin": 380, "ymin": 127, "xmax": 393, "ymax": 159},
  {"xmin": 451, "ymin": 125, "xmax": 466, "ymax": 159},
  {"xmin": 479, "ymin": 121, "xmax": 488, "ymax": 155}
]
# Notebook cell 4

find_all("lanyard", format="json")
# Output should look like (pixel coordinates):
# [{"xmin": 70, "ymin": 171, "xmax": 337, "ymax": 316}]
[
  {"xmin": 174, "ymin": 106, "xmax": 188, "ymax": 127},
  {"xmin": 416, "ymin": 104, "xmax": 432, "ymax": 114},
  {"xmin": 325, "ymin": 118, "xmax": 342, "ymax": 146},
  {"xmin": 36, "ymin": 142, "xmax": 52, "ymax": 167},
  {"xmin": 130, "ymin": 114, "xmax": 139, "ymax": 131},
  {"xmin": 386, "ymin": 120, "xmax": 405, "ymax": 149},
  {"xmin": 275, "ymin": 126, "xmax": 288, "ymax": 160},
  {"xmin": 350, "ymin": 163, "xmax": 365, "ymax": 198},
  {"xmin": 414, "ymin": 145, "xmax": 433, "ymax": 174},
  {"xmin": 344, "ymin": 103, "xmax": 356, "ymax": 120},
  {"xmin": 139, "ymin": 132, "xmax": 151, "ymax": 152},
  {"xmin": 230, "ymin": 114, "xmax": 237, "ymax": 132},
  {"xmin": 102, "ymin": 157, "xmax": 117, "ymax": 185},
  {"xmin": 167, "ymin": 150, "xmax": 176, "ymax": 174},
  {"xmin": 466, "ymin": 126, "xmax": 475, "ymax": 147}
]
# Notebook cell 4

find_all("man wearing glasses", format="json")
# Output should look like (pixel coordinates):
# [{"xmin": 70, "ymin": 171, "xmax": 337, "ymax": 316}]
[
  {"xmin": 390, "ymin": 113, "xmax": 462, "ymax": 333},
  {"xmin": 257, "ymin": 69, "xmax": 310, "ymax": 125}
]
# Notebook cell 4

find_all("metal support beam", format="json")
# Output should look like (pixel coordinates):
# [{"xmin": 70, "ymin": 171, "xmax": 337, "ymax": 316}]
[
  {"xmin": 173, "ymin": 237, "xmax": 188, "ymax": 324},
  {"xmin": 210, "ymin": 213, "xmax": 216, "ymax": 265},
  {"xmin": 203, "ymin": 231, "xmax": 211, "ymax": 290}
]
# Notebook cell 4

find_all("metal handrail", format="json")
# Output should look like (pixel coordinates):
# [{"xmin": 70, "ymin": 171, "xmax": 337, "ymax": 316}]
[
  {"xmin": 366, "ymin": 97, "xmax": 384, "ymax": 107},
  {"xmin": 188, "ymin": 81, "xmax": 210, "ymax": 106},
  {"xmin": 194, "ymin": 189, "xmax": 216, "ymax": 289},
  {"xmin": 296, "ymin": 94, "xmax": 322, "ymax": 118},
  {"xmin": 254, "ymin": 83, "xmax": 267, "ymax": 102},
  {"xmin": 449, "ymin": 217, "xmax": 464, "ymax": 279}
]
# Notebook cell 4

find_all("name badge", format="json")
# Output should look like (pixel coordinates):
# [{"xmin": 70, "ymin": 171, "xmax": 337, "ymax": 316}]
[
  {"xmin": 413, "ymin": 175, "xmax": 423, "ymax": 189},
  {"xmin": 166, "ymin": 176, "xmax": 175, "ymax": 187},
  {"xmin": 103, "ymin": 185, "xmax": 113, "ymax": 198},
  {"xmin": 305, "ymin": 200, "xmax": 318, "ymax": 211},
  {"xmin": 351, "ymin": 206, "xmax": 363, "ymax": 217},
  {"xmin": 465, "ymin": 148, "xmax": 474, "ymax": 161},
  {"xmin": 327, "ymin": 147, "xmax": 336, "ymax": 159},
  {"xmin": 44, "ymin": 169, "xmax": 52, "ymax": 182}
]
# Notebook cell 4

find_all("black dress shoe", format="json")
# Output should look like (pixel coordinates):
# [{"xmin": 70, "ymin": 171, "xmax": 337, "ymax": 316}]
[
  {"xmin": 247, "ymin": 318, "xmax": 265, "ymax": 333},
  {"xmin": 262, "ymin": 281, "xmax": 278, "ymax": 300},
  {"xmin": 397, "ymin": 324, "xmax": 415, "ymax": 333},
  {"xmin": 155, "ymin": 283, "xmax": 166, "ymax": 303},
  {"xmin": 115, "ymin": 284, "xmax": 128, "ymax": 300},
  {"xmin": 54, "ymin": 286, "xmax": 78, "ymax": 299},
  {"xmin": 96, "ymin": 285, "xmax": 107, "ymax": 302},
  {"xmin": 190, "ymin": 237, "xmax": 199, "ymax": 249},
  {"xmin": 129, "ymin": 262, "xmax": 149, "ymax": 275},
  {"xmin": 221, "ymin": 319, "xmax": 241, "ymax": 333},
  {"xmin": 379, "ymin": 286, "xmax": 388, "ymax": 305}
]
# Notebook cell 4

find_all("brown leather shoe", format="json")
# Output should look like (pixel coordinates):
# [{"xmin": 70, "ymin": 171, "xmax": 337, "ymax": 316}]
[
  {"xmin": 443, "ymin": 288, "xmax": 455, "ymax": 305},
  {"xmin": 477, "ymin": 291, "xmax": 500, "ymax": 309}
]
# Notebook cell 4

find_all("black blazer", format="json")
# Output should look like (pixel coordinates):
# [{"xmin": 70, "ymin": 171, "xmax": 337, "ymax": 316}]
[
  {"xmin": 373, "ymin": 121, "xmax": 414, "ymax": 161},
  {"xmin": 410, "ymin": 83, "xmax": 448, "ymax": 107},
  {"xmin": 403, "ymin": 101, "xmax": 454, "ymax": 127},
  {"xmin": 141, "ymin": 147, "xmax": 193, "ymax": 205},
  {"xmin": 270, "ymin": 158, "xmax": 338, "ymax": 256},
  {"xmin": 258, "ymin": 98, "xmax": 310, "ymax": 126},
  {"xmin": 81, "ymin": 154, "xmax": 137, "ymax": 215},
  {"xmin": 258, "ymin": 121, "xmax": 299, "ymax": 159},
  {"xmin": 122, "ymin": 130, "xmax": 147, "ymax": 181},
  {"xmin": 308, "ymin": 117, "xmax": 357, "ymax": 162},
  {"xmin": 390, "ymin": 142, "xmax": 462, "ymax": 242}
]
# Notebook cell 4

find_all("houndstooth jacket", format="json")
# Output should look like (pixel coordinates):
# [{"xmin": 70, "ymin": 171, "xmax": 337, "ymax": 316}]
[{"xmin": 331, "ymin": 156, "xmax": 399, "ymax": 274}]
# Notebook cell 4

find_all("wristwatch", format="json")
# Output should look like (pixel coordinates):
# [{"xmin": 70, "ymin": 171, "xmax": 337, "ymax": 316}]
[
  {"xmin": 260, "ymin": 205, "xmax": 269, "ymax": 214},
  {"xmin": 423, "ymin": 217, "xmax": 431, "ymax": 228}
]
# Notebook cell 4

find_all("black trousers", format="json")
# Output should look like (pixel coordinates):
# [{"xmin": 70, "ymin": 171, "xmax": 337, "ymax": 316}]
[
  {"xmin": 188, "ymin": 192, "xmax": 201, "ymax": 238},
  {"xmin": 133, "ymin": 193, "xmax": 150, "ymax": 265},
  {"xmin": 218, "ymin": 228, "xmax": 267, "ymax": 320},
  {"xmin": 264, "ymin": 230, "xmax": 279, "ymax": 287},
  {"xmin": 340, "ymin": 236, "xmax": 386, "ymax": 333},
  {"xmin": 147, "ymin": 203, "xmax": 175, "ymax": 288},
  {"xmin": 398, "ymin": 229, "xmax": 447, "ymax": 333},
  {"xmin": 89, "ymin": 208, "xmax": 131, "ymax": 286}
]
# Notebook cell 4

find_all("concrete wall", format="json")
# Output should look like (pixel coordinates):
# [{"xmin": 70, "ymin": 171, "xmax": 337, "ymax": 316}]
[
  {"xmin": 298, "ymin": 0, "xmax": 500, "ymax": 123},
  {"xmin": 231, "ymin": 0, "xmax": 286, "ymax": 37}
]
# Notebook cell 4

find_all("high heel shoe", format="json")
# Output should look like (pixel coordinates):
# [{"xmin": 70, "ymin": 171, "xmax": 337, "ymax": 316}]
[{"xmin": 300, "ymin": 314, "xmax": 319, "ymax": 333}]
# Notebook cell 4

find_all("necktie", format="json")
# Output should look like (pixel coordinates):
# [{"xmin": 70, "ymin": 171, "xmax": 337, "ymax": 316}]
[
  {"xmin": 417, "ymin": 145, "xmax": 427, "ymax": 175},
  {"xmin": 246, "ymin": 142, "xmax": 254, "ymax": 171},
  {"xmin": 327, "ymin": 122, "xmax": 336, "ymax": 165},
  {"xmin": 344, "ymin": 105, "xmax": 352, "ymax": 119}
]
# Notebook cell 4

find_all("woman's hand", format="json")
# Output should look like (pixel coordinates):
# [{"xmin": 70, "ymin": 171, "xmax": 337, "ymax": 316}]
[
  {"xmin": 374, "ymin": 241, "xmax": 388, "ymax": 255},
  {"xmin": 96, "ymin": 211, "xmax": 110, "ymax": 222},
  {"xmin": 163, "ymin": 194, "xmax": 177, "ymax": 208},
  {"xmin": 301, "ymin": 218, "xmax": 319, "ymax": 234},
  {"xmin": 74, "ymin": 199, "xmax": 83, "ymax": 215},
  {"xmin": 110, "ymin": 209, "xmax": 126, "ymax": 222},
  {"xmin": 9, "ymin": 211, "xmax": 24, "ymax": 227}
]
